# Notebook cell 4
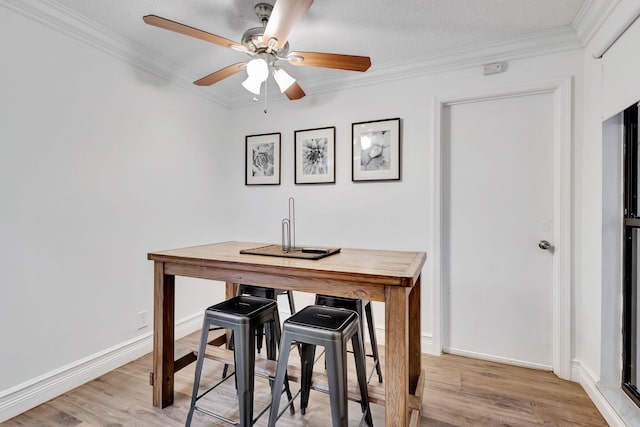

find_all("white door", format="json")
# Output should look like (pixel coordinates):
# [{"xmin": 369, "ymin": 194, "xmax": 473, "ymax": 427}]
[{"xmin": 442, "ymin": 92, "xmax": 554, "ymax": 369}]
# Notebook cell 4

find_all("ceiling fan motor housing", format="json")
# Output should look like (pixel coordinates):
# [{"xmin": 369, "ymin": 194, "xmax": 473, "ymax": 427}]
[{"xmin": 241, "ymin": 27, "xmax": 289, "ymax": 56}]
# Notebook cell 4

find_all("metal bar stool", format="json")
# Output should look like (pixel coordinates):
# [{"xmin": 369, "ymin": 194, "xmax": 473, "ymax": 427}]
[
  {"xmin": 315, "ymin": 294, "xmax": 383, "ymax": 383},
  {"xmin": 186, "ymin": 295, "xmax": 294, "ymax": 427},
  {"xmin": 267, "ymin": 305, "xmax": 373, "ymax": 427},
  {"xmin": 238, "ymin": 284, "xmax": 296, "ymax": 355}
]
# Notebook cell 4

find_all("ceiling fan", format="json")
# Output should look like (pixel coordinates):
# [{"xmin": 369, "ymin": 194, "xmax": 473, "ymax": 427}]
[{"xmin": 143, "ymin": 0, "xmax": 371, "ymax": 101}]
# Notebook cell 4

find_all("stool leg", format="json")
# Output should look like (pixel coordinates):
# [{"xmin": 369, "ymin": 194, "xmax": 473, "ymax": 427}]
[
  {"xmin": 352, "ymin": 330, "xmax": 373, "ymax": 427},
  {"xmin": 356, "ymin": 303, "xmax": 366, "ymax": 374},
  {"xmin": 286, "ymin": 290, "xmax": 296, "ymax": 314},
  {"xmin": 234, "ymin": 324, "xmax": 256, "ymax": 427},
  {"xmin": 222, "ymin": 330, "xmax": 234, "ymax": 380},
  {"xmin": 299, "ymin": 343, "xmax": 316, "ymax": 415},
  {"xmin": 265, "ymin": 317, "xmax": 295, "ymax": 415},
  {"xmin": 267, "ymin": 332, "xmax": 293, "ymax": 427},
  {"xmin": 325, "ymin": 340, "xmax": 349, "ymax": 427},
  {"xmin": 256, "ymin": 324, "xmax": 265, "ymax": 354},
  {"xmin": 266, "ymin": 321, "xmax": 277, "ymax": 359},
  {"xmin": 365, "ymin": 301, "xmax": 383, "ymax": 383},
  {"xmin": 186, "ymin": 316, "xmax": 212, "ymax": 427}
]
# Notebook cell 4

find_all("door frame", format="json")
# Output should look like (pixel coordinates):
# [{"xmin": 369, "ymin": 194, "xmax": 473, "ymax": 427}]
[{"xmin": 430, "ymin": 77, "xmax": 572, "ymax": 379}]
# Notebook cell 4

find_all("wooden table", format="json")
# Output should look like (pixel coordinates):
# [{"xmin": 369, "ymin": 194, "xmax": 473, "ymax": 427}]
[{"xmin": 148, "ymin": 241, "xmax": 426, "ymax": 427}]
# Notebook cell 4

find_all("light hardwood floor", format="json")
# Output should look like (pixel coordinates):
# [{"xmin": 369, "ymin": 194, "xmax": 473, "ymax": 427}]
[{"xmin": 3, "ymin": 331, "xmax": 607, "ymax": 426}]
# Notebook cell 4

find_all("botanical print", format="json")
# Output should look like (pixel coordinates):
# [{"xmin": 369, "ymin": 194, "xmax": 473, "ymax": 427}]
[
  {"xmin": 360, "ymin": 130, "xmax": 391, "ymax": 171},
  {"xmin": 252, "ymin": 142, "xmax": 274, "ymax": 176},
  {"xmin": 294, "ymin": 127, "xmax": 335, "ymax": 185},
  {"xmin": 302, "ymin": 137, "xmax": 328, "ymax": 175}
]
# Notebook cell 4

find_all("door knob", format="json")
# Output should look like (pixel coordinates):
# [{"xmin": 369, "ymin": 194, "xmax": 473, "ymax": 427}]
[{"xmin": 538, "ymin": 240, "xmax": 552, "ymax": 250}]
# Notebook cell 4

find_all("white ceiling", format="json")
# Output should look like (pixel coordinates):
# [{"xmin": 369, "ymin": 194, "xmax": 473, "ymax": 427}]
[{"xmin": 46, "ymin": 0, "xmax": 607, "ymax": 106}]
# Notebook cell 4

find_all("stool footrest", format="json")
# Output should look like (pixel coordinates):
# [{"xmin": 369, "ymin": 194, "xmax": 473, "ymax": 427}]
[{"xmin": 198, "ymin": 345, "xmax": 414, "ymax": 408}]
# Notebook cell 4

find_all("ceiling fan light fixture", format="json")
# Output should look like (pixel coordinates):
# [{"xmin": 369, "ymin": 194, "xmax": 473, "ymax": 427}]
[
  {"xmin": 242, "ymin": 76, "xmax": 263, "ymax": 95},
  {"xmin": 273, "ymin": 68, "xmax": 296, "ymax": 92},
  {"xmin": 246, "ymin": 57, "xmax": 269, "ymax": 82},
  {"xmin": 142, "ymin": 0, "xmax": 370, "ymax": 102}
]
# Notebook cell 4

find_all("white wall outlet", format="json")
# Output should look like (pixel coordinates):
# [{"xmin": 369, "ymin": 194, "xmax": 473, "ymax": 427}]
[
  {"xmin": 483, "ymin": 62, "xmax": 506, "ymax": 75},
  {"xmin": 137, "ymin": 310, "xmax": 150, "ymax": 330}
]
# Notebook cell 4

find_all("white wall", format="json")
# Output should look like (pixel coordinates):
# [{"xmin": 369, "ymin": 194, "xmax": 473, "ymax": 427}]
[
  {"xmin": 0, "ymin": 5, "xmax": 230, "ymax": 406},
  {"xmin": 226, "ymin": 49, "xmax": 584, "ymax": 351}
]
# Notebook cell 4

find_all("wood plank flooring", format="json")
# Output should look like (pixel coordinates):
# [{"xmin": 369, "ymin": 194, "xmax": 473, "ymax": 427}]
[{"xmin": 3, "ymin": 331, "xmax": 607, "ymax": 426}]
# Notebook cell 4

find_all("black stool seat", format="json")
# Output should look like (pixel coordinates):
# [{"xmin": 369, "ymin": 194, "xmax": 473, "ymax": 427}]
[
  {"xmin": 268, "ymin": 305, "xmax": 373, "ymax": 427},
  {"xmin": 210, "ymin": 294, "xmax": 277, "ymax": 318},
  {"xmin": 315, "ymin": 294, "xmax": 383, "ymax": 383},
  {"xmin": 286, "ymin": 305, "xmax": 356, "ymax": 331},
  {"xmin": 186, "ymin": 295, "xmax": 293, "ymax": 427}
]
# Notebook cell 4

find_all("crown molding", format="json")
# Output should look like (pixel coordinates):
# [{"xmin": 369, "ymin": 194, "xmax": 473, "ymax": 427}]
[
  {"xmin": 1, "ymin": 0, "xmax": 232, "ymax": 107},
  {"xmin": 5, "ymin": 0, "xmax": 585, "ymax": 110},
  {"xmin": 229, "ymin": 26, "xmax": 583, "ymax": 108},
  {"xmin": 573, "ymin": 0, "xmax": 623, "ymax": 46}
]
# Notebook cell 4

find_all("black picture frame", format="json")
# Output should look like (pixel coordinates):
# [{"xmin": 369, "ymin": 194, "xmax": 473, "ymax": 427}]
[
  {"xmin": 352, "ymin": 118, "xmax": 401, "ymax": 182},
  {"xmin": 294, "ymin": 126, "xmax": 336, "ymax": 184},
  {"xmin": 245, "ymin": 132, "xmax": 281, "ymax": 185}
]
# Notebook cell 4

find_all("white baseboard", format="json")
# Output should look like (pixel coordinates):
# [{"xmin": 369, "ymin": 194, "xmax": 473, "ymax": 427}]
[
  {"xmin": 421, "ymin": 332, "xmax": 434, "ymax": 354},
  {"xmin": 0, "ymin": 312, "xmax": 203, "ymax": 423},
  {"xmin": 443, "ymin": 347, "xmax": 553, "ymax": 371},
  {"xmin": 571, "ymin": 359, "xmax": 627, "ymax": 427}
]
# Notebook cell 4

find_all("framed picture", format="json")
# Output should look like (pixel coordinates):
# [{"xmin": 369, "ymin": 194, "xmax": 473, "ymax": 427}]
[
  {"xmin": 352, "ymin": 118, "xmax": 401, "ymax": 182},
  {"xmin": 245, "ymin": 132, "xmax": 281, "ymax": 185},
  {"xmin": 294, "ymin": 126, "xmax": 336, "ymax": 184}
]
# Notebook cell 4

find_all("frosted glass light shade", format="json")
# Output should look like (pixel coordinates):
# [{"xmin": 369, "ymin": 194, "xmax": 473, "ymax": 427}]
[
  {"xmin": 242, "ymin": 76, "xmax": 262, "ymax": 95},
  {"xmin": 273, "ymin": 68, "xmax": 296, "ymax": 92},
  {"xmin": 246, "ymin": 58, "xmax": 269, "ymax": 82}
]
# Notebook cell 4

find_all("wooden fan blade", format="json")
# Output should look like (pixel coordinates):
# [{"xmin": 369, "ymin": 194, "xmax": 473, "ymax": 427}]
[
  {"xmin": 263, "ymin": 0, "xmax": 313, "ymax": 50},
  {"xmin": 194, "ymin": 62, "xmax": 247, "ymax": 86},
  {"xmin": 143, "ymin": 15, "xmax": 243, "ymax": 50},
  {"xmin": 285, "ymin": 81, "xmax": 306, "ymax": 100},
  {"xmin": 288, "ymin": 51, "xmax": 371, "ymax": 72}
]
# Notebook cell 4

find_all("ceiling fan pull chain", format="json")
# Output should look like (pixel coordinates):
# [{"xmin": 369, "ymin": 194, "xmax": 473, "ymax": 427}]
[{"xmin": 264, "ymin": 81, "xmax": 268, "ymax": 114}]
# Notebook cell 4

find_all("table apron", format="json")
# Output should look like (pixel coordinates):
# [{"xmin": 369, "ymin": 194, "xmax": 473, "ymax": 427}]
[{"xmin": 164, "ymin": 262, "xmax": 387, "ymax": 302}]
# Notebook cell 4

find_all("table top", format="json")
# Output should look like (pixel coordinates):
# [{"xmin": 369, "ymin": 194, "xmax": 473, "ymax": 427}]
[{"xmin": 148, "ymin": 241, "xmax": 426, "ymax": 288}]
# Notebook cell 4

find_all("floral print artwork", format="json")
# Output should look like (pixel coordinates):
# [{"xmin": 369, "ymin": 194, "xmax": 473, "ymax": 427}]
[
  {"xmin": 252, "ymin": 142, "xmax": 274, "ymax": 176},
  {"xmin": 294, "ymin": 127, "xmax": 335, "ymax": 184},
  {"xmin": 302, "ymin": 137, "xmax": 328, "ymax": 175}
]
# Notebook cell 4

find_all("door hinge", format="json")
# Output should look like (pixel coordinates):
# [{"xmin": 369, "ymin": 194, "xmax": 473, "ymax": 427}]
[{"xmin": 149, "ymin": 372, "xmax": 154, "ymax": 386}]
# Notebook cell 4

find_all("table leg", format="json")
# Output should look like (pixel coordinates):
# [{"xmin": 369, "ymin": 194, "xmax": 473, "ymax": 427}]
[
  {"xmin": 153, "ymin": 261, "xmax": 175, "ymax": 408},
  {"xmin": 225, "ymin": 282, "xmax": 238, "ymax": 299},
  {"xmin": 385, "ymin": 285, "xmax": 409, "ymax": 427},
  {"xmin": 408, "ymin": 275, "xmax": 421, "ymax": 393}
]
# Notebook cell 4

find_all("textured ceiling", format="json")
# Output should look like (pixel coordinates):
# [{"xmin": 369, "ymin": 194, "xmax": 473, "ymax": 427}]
[{"xmin": 50, "ymin": 0, "xmax": 590, "ymax": 104}]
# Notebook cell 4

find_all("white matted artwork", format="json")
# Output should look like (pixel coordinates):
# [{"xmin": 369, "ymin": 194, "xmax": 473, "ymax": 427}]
[
  {"xmin": 294, "ymin": 126, "xmax": 336, "ymax": 184},
  {"xmin": 352, "ymin": 118, "xmax": 401, "ymax": 182},
  {"xmin": 245, "ymin": 132, "xmax": 281, "ymax": 185}
]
